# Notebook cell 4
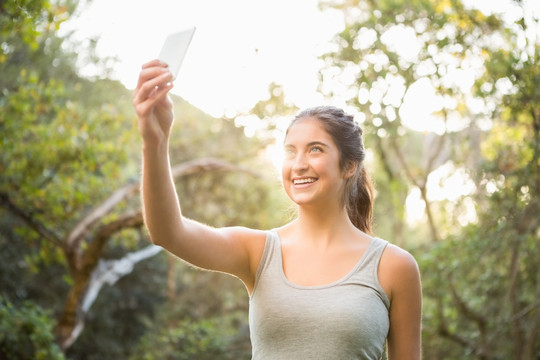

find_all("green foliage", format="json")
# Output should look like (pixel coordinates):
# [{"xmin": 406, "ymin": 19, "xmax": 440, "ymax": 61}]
[
  {"xmin": 2, "ymin": 0, "xmax": 537, "ymax": 358},
  {"xmin": 129, "ymin": 258, "xmax": 251, "ymax": 360},
  {"xmin": 321, "ymin": 0, "xmax": 539, "ymax": 357},
  {"xmin": 419, "ymin": 206, "xmax": 539, "ymax": 358},
  {"xmin": 131, "ymin": 316, "xmax": 245, "ymax": 360},
  {"xmin": 0, "ymin": 1, "xmax": 285, "ymax": 357},
  {"xmin": 0, "ymin": 0, "xmax": 73, "ymax": 59},
  {"xmin": 0, "ymin": 296, "xmax": 65, "ymax": 360},
  {"xmin": 0, "ymin": 0, "xmax": 136, "ymax": 270},
  {"xmin": 0, "ymin": 68, "xmax": 134, "ymax": 269}
]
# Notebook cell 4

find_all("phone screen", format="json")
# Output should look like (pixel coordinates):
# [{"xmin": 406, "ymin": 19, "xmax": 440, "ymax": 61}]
[{"xmin": 158, "ymin": 27, "xmax": 196, "ymax": 80}]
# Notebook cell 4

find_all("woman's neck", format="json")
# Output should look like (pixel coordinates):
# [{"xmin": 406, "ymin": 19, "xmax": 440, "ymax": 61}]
[{"xmin": 289, "ymin": 205, "xmax": 358, "ymax": 248}]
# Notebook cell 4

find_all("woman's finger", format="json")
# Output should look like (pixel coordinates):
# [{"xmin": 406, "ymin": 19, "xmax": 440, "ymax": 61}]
[
  {"xmin": 135, "ymin": 65, "xmax": 169, "ymax": 93},
  {"xmin": 134, "ymin": 70, "xmax": 173, "ymax": 106},
  {"xmin": 133, "ymin": 80, "xmax": 173, "ymax": 119},
  {"xmin": 141, "ymin": 59, "xmax": 167, "ymax": 69}
]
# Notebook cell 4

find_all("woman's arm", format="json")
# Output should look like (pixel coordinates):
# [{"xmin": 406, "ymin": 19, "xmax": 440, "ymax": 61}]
[
  {"xmin": 132, "ymin": 60, "xmax": 265, "ymax": 291},
  {"xmin": 380, "ymin": 244, "xmax": 422, "ymax": 360}
]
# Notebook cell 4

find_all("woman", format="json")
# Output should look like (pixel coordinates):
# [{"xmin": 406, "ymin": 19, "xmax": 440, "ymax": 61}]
[{"xmin": 133, "ymin": 59, "xmax": 422, "ymax": 359}]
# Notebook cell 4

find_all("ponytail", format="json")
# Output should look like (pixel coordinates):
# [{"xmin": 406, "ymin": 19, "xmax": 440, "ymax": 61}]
[{"xmin": 346, "ymin": 166, "xmax": 374, "ymax": 234}]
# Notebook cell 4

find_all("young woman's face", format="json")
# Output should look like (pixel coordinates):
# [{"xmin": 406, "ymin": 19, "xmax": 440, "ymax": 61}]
[{"xmin": 282, "ymin": 117, "xmax": 347, "ymax": 208}]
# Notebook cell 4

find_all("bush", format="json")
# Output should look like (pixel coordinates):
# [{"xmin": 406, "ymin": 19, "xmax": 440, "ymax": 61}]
[
  {"xmin": 0, "ymin": 296, "xmax": 64, "ymax": 360},
  {"xmin": 131, "ymin": 316, "xmax": 249, "ymax": 360}
]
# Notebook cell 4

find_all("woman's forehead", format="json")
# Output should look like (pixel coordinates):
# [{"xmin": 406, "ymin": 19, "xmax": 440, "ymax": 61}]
[{"xmin": 286, "ymin": 117, "xmax": 326, "ymax": 136}]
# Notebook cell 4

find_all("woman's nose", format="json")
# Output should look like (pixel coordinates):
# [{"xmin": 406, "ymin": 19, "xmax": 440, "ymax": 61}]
[{"xmin": 292, "ymin": 154, "xmax": 308, "ymax": 172}]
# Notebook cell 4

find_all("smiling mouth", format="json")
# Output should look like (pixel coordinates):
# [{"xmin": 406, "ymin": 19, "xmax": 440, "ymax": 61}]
[{"xmin": 293, "ymin": 178, "xmax": 318, "ymax": 185}]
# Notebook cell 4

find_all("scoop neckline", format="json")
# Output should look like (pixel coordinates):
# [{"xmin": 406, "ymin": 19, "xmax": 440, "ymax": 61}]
[{"xmin": 271, "ymin": 229, "xmax": 375, "ymax": 290}]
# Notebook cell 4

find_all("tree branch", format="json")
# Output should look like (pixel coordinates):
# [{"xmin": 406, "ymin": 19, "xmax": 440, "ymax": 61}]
[
  {"xmin": 437, "ymin": 300, "xmax": 493, "ymax": 360},
  {"xmin": 506, "ymin": 299, "xmax": 540, "ymax": 324},
  {"xmin": 388, "ymin": 137, "xmax": 441, "ymax": 241},
  {"xmin": 55, "ymin": 210, "xmax": 144, "ymax": 350},
  {"xmin": 58, "ymin": 243, "xmax": 162, "ymax": 351},
  {"xmin": 65, "ymin": 184, "xmax": 140, "ymax": 261},
  {"xmin": 424, "ymin": 131, "xmax": 448, "ymax": 174},
  {"xmin": 446, "ymin": 276, "xmax": 493, "ymax": 359},
  {"xmin": 436, "ymin": 298, "xmax": 475, "ymax": 349},
  {"xmin": 508, "ymin": 242, "xmax": 523, "ymax": 354},
  {"xmin": 388, "ymin": 137, "xmax": 422, "ymax": 189},
  {"xmin": 75, "ymin": 211, "xmax": 146, "ymax": 283},
  {"xmin": 376, "ymin": 136, "xmax": 397, "ymax": 182},
  {"xmin": 65, "ymin": 157, "xmax": 257, "ymax": 271},
  {"xmin": 81, "ymin": 244, "xmax": 162, "ymax": 313},
  {"xmin": 447, "ymin": 277, "xmax": 487, "ymax": 332},
  {"xmin": 56, "ymin": 157, "xmax": 259, "ymax": 350},
  {"xmin": 0, "ymin": 191, "xmax": 63, "ymax": 247}
]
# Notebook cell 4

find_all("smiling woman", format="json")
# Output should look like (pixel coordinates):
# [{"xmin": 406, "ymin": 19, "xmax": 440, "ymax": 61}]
[
  {"xmin": 133, "ymin": 61, "xmax": 422, "ymax": 359},
  {"xmin": 284, "ymin": 107, "xmax": 375, "ymax": 233}
]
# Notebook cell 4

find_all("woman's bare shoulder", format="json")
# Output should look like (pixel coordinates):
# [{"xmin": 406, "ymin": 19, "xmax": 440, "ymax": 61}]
[
  {"xmin": 381, "ymin": 243, "xmax": 419, "ymax": 269},
  {"xmin": 220, "ymin": 226, "xmax": 269, "ymax": 256},
  {"xmin": 379, "ymin": 242, "xmax": 421, "ymax": 300}
]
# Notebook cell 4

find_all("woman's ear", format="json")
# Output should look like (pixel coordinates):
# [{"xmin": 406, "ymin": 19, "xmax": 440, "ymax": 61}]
[{"xmin": 343, "ymin": 161, "xmax": 358, "ymax": 179}]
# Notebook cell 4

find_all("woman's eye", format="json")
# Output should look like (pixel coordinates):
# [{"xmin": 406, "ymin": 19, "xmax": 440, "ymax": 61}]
[
  {"xmin": 311, "ymin": 146, "xmax": 323, "ymax": 153},
  {"xmin": 284, "ymin": 149, "xmax": 295, "ymax": 158}
]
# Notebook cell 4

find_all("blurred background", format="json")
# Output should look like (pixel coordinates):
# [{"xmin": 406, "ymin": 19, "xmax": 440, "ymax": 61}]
[{"xmin": 0, "ymin": 0, "xmax": 538, "ymax": 359}]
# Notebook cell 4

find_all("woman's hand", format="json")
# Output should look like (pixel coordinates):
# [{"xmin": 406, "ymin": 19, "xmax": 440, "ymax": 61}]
[{"xmin": 133, "ymin": 59, "xmax": 175, "ymax": 147}]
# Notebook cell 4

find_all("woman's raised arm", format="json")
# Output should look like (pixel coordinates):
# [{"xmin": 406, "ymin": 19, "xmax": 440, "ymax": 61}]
[{"xmin": 132, "ymin": 60, "xmax": 265, "ymax": 292}]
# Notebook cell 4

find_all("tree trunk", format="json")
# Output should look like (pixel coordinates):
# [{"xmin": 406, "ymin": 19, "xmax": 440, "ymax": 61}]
[
  {"xmin": 55, "ymin": 211, "xmax": 144, "ymax": 350},
  {"xmin": 53, "ymin": 158, "xmax": 257, "ymax": 350}
]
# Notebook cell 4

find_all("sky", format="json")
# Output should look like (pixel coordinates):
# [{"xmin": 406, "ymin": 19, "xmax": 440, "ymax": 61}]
[
  {"xmin": 60, "ymin": 0, "xmax": 539, "ymax": 122},
  {"xmin": 60, "ymin": 0, "xmax": 344, "ymax": 118}
]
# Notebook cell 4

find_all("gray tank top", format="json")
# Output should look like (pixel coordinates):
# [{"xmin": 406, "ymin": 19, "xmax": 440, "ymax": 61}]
[{"xmin": 249, "ymin": 230, "xmax": 390, "ymax": 360}]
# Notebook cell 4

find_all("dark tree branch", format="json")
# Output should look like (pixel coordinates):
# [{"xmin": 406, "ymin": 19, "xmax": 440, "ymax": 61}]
[
  {"xmin": 508, "ymin": 243, "xmax": 523, "ymax": 355},
  {"xmin": 0, "ymin": 191, "xmax": 63, "ymax": 247},
  {"xmin": 56, "ymin": 210, "xmax": 144, "ymax": 350},
  {"xmin": 437, "ymin": 304, "xmax": 493, "ymax": 360},
  {"xmin": 436, "ymin": 298, "xmax": 475, "ymax": 349},
  {"xmin": 425, "ymin": 130, "xmax": 448, "ymax": 174},
  {"xmin": 446, "ymin": 276, "xmax": 494, "ymax": 359},
  {"xmin": 65, "ymin": 184, "xmax": 140, "ymax": 270},
  {"xmin": 65, "ymin": 157, "xmax": 257, "ymax": 271},
  {"xmin": 376, "ymin": 136, "xmax": 397, "ymax": 182},
  {"xmin": 80, "ymin": 210, "xmax": 144, "ymax": 275},
  {"xmin": 390, "ymin": 136, "xmax": 441, "ymax": 241},
  {"xmin": 388, "ymin": 137, "xmax": 422, "ymax": 189},
  {"xmin": 56, "ymin": 157, "xmax": 259, "ymax": 350},
  {"xmin": 447, "ymin": 277, "xmax": 487, "ymax": 332}
]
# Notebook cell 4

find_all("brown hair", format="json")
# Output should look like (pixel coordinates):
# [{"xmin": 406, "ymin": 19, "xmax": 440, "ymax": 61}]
[{"xmin": 287, "ymin": 106, "xmax": 374, "ymax": 233}]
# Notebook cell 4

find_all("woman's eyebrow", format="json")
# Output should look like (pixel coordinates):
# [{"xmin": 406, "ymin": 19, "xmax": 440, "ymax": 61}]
[
  {"xmin": 307, "ymin": 141, "xmax": 330, "ymax": 148},
  {"xmin": 283, "ymin": 141, "xmax": 330, "ymax": 148}
]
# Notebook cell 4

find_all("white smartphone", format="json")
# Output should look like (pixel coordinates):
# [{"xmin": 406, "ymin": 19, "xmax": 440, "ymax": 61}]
[{"xmin": 158, "ymin": 27, "xmax": 196, "ymax": 80}]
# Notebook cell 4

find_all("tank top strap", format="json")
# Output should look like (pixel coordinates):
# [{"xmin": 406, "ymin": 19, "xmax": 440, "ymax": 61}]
[
  {"xmin": 250, "ymin": 230, "xmax": 280, "ymax": 298},
  {"xmin": 361, "ymin": 237, "xmax": 388, "ymax": 272},
  {"xmin": 350, "ymin": 237, "xmax": 390, "ymax": 308}
]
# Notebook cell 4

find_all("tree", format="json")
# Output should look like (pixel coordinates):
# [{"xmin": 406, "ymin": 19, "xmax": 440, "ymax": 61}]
[
  {"xmin": 1, "ymin": 1, "xmax": 286, "ymax": 356},
  {"xmin": 320, "ymin": 0, "xmax": 506, "ymax": 243},
  {"xmin": 421, "ymin": 4, "xmax": 540, "ymax": 357},
  {"xmin": 319, "ymin": 0, "xmax": 539, "ymax": 358}
]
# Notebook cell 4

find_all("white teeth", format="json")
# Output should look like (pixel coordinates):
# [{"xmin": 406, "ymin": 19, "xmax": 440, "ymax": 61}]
[{"xmin": 294, "ymin": 178, "xmax": 316, "ymax": 185}]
